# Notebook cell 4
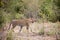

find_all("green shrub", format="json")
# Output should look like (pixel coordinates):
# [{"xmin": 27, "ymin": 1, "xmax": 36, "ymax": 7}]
[
  {"xmin": 0, "ymin": 11, "xmax": 4, "ymax": 28},
  {"xmin": 7, "ymin": 30, "xmax": 13, "ymax": 40},
  {"xmin": 15, "ymin": 13, "xmax": 25, "ymax": 19},
  {"xmin": 38, "ymin": 0, "xmax": 58, "ymax": 22},
  {"xmin": 46, "ymin": 30, "xmax": 56, "ymax": 36},
  {"xmin": 39, "ymin": 27, "xmax": 44, "ymax": 35}
]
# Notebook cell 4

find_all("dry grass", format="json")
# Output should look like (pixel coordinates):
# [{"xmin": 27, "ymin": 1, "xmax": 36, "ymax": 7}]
[{"xmin": 4, "ymin": 21, "xmax": 60, "ymax": 40}]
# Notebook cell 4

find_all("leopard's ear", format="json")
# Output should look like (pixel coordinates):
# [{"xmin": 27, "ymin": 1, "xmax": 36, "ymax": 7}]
[{"xmin": 31, "ymin": 18, "xmax": 37, "ymax": 23}]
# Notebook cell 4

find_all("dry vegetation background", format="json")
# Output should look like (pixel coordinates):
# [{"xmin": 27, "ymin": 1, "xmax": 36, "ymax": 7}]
[{"xmin": 0, "ymin": 0, "xmax": 60, "ymax": 40}]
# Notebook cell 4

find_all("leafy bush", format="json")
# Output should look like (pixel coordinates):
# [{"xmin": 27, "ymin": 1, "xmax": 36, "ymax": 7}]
[
  {"xmin": 7, "ymin": 30, "xmax": 13, "ymax": 40},
  {"xmin": 38, "ymin": 0, "xmax": 58, "ymax": 22},
  {"xmin": 39, "ymin": 27, "xmax": 44, "ymax": 35},
  {"xmin": 15, "ymin": 13, "xmax": 25, "ymax": 19},
  {"xmin": 46, "ymin": 29, "xmax": 56, "ymax": 36},
  {"xmin": 0, "ymin": 10, "xmax": 4, "ymax": 28}
]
